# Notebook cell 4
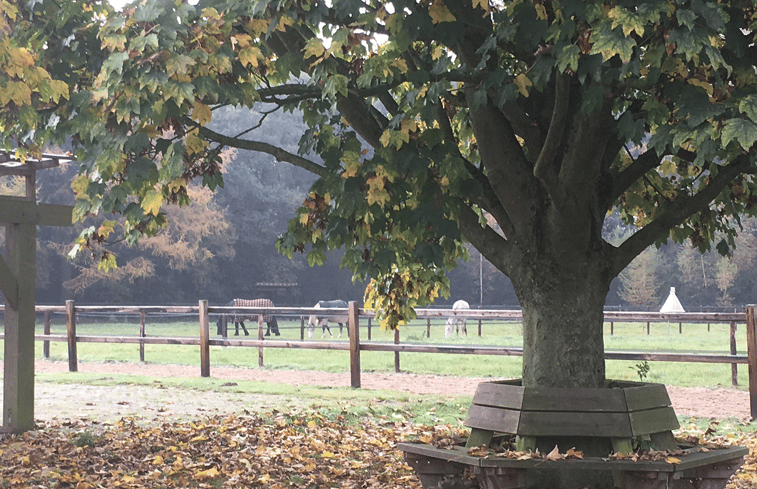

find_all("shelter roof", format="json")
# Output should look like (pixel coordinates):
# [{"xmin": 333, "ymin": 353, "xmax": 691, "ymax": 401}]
[{"xmin": 0, "ymin": 150, "xmax": 74, "ymax": 177}]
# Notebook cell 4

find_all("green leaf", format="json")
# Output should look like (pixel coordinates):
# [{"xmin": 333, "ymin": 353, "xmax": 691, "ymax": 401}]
[
  {"xmin": 721, "ymin": 119, "xmax": 757, "ymax": 151},
  {"xmin": 556, "ymin": 44, "xmax": 580, "ymax": 74},
  {"xmin": 739, "ymin": 95, "xmax": 757, "ymax": 123},
  {"xmin": 590, "ymin": 22, "xmax": 636, "ymax": 63},
  {"xmin": 100, "ymin": 51, "xmax": 129, "ymax": 79},
  {"xmin": 134, "ymin": 0, "xmax": 164, "ymax": 22}
]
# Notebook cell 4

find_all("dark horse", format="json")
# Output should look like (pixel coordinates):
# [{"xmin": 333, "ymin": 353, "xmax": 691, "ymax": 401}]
[{"xmin": 216, "ymin": 298, "xmax": 280, "ymax": 336}]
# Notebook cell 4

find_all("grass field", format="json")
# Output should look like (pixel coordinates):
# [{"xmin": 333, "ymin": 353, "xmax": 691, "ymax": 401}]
[{"xmin": 6, "ymin": 314, "xmax": 747, "ymax": 389}]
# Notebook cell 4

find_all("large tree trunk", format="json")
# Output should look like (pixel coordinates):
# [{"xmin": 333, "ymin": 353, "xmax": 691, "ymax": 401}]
[{"xmin": 511, "ymin": 259, "xmax": 612, "ymax": 390}]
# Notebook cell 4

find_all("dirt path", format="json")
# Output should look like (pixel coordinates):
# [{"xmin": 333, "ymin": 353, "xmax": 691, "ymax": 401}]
[{"xmin": 28, "ymin": 360, "xmax": 753, "ymax": 424}]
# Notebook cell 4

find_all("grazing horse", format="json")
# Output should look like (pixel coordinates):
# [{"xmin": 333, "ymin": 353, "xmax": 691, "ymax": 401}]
[
  {"xmin": 445, "ymin": 300, "xmax": 470, "ymax": 337},
  {"xmin": 307, "ymin": 300, "xmax": 349, "ymax": 338},
  {"xmin": 216, "ymin": 298, "xmax": 280, "ymax": 337}
]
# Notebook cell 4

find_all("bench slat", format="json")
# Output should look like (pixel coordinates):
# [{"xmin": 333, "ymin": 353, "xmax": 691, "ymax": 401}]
[
  {"xmin": 471, "ymin": 381, "xmax": 524, "ymax": 409},
  {"xmin": 518, "ymin": 411, "xmax": 633, "ymax": 438},
  {"xmin": 465, "ymin": 404, "xmax": 521, "ymax": 433},
  {"xmin": 629, "ymin": 407, "xmax": 680, "ymax": 436},
  {"xmin": 623, "ymin": 384, "xmax": 672, "ymax": 411}
]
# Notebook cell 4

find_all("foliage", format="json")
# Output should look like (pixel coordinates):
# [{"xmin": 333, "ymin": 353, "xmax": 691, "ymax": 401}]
[
  {"xmin": 630, "ymin": 360, "xmax": 651, "ymax": 381},
  {"xmin": 618, "ymin": 247, "xmax": 661, "ymax": 308},
  {"xmin": 0, "ymin": 414, "xmax": 464, "ymax": 488},
  {"xmin": 2, "ymin": 0, "xmax": 757, "ymax": 386}
]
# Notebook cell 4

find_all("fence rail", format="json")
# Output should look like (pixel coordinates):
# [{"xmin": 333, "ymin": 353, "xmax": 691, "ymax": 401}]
[{"xmin": 2, "ymin": 300, "xmax": 756, "ymax": 417}]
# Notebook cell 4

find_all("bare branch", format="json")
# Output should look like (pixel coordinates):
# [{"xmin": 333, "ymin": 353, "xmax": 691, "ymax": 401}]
[{"xmin": 196, "ymin": 125, "xmax": 327, "ymax": 177}]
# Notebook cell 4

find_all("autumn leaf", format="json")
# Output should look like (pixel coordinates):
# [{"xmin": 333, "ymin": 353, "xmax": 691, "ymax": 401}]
[
  {"xmin": 545, "ymin": 445, "xmax": 563, "ymax": 461},
  {"xmin": 141, "ymin": 189, "xmax": 163, "ymax": 216},
  {"xmin": 429, "ymin": 0, "xmax": 455, "ymax": 24},
  {"xmin": 514, "ymin": 74, "xmax": 532, "ymax": 98}
]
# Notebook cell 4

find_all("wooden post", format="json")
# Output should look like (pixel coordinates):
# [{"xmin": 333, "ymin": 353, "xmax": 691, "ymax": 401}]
[
  {"xmin": 731, "ymin": 321, "xmax": 738, "ymax": 386},
  {"xmin": 348, "ymin": 301, "xmax": 361, "ymax": 388},
  {"xmin": 66, "ymin": 300, "xmax": 77, "ymax": 373},
  {"xmin": 679, "ymin": 322, "xmax": 682, "ymax": 334},
  {"xmin": 221, "ymin": 316, "xmax": 228, "ymax": 338},
  {"xmin": 647, "ymin": 321, "xmax": 650, "ymax": 335},
  {"xmin": 478, "ymin": 318, "xmax": 482, "ymax": 336},
  {"xmin": 708, "ymin": 322, "xmax": 711, "ymax": 332},
  {"xmin": 368, "ymin": 317, "xmax": 372, "ymax": 340},
  {"xmin": 426, "ymin": 318, "xmax": 431, "ymax": 338},
  {"xmin": 610, "ymin": 321, "xmax": 614, "ymax": 335},
  {"xmin": 394, "ymin": 328, "xmax": 400, "ymax": 373},
  {"xmin": 746, "ymin": 305, "xmax": 757, "ymax": 419},
  {"xmin": 43, "ymin": 310, "xmax": 51, "ymax": 359},
  {"xmin": 199, "ymin": 300, "xmax": 210, "ymax": 377},
  {"xmin": 3, "ymin": 221, "xmax": 37, "ymax": 432},
  {"xmin": 139, "ymin": 311, "xmax": 146, "ymax": 362},
  {"xmin": 300, "ymin": 316, "xmax": 305, "ymax": 340},
  {"xmin": 258, "ymin": 315, "xmax": 264, "ymax": 367}
]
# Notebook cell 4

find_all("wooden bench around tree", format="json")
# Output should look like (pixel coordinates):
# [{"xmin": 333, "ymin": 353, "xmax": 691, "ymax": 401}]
[{"xmin": 399, "ymin": 379, "xmax": 748, "ymax": 489}]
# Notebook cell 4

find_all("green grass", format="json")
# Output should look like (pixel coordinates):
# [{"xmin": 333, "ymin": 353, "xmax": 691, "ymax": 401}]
[{"xmin": 5, "ymin": 317, "xmax": 748, "ymax": 389}]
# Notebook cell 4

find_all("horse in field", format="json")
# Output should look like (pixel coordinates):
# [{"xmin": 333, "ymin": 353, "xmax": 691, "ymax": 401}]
[
  {"xmin": 445, "ymin": 300, "xmax": 470, "ymax": 337},
  {"xmin": 307, "ymin": 300, "xmax": 349, "ymax": 338},
  {"xmin": 216, "ymin": 298, "xmax": 280, "ymax": 336}
]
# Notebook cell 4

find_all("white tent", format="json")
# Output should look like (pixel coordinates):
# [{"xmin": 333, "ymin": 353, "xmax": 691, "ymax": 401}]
[{"xmin": 660, "ymin": 287, "xmax": 685, "ymax": 313}]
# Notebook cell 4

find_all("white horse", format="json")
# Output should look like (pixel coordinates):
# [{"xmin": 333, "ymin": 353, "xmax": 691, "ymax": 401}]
[
  {"xmin": 445, "ymin": 300, "xmax": 470, "ymax": 337},
  {"xmin": 308, "ymin": 300, "xmax": 349, "ymax": 338}
]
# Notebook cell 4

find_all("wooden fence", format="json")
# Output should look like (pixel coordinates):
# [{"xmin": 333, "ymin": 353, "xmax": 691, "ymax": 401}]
[{"xmin": 2, "ymin": 300, "xmax": 756, "ymax": 417}]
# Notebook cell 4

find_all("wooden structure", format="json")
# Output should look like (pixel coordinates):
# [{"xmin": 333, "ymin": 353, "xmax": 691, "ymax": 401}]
[
  {"xmin": 400, "ymin": 379, "xmax": 747, "ymax": 488},
  {"xmin": 0, "ymin": 151, "xmax": 73, "ymax": 433}
]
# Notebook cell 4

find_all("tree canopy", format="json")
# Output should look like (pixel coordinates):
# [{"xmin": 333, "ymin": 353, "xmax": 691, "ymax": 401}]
[{"xmin": 2, "ymin": 0, "xmax": 757, "ymax": 388}]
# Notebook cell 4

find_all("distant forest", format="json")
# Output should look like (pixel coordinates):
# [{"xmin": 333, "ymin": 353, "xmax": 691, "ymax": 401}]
[{"xmin": 6, "ymin": 107, "xmax": 757, "ymax": 311}]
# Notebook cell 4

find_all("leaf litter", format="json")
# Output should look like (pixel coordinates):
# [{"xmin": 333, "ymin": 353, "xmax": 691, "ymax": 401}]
[
  {"xmin": 0, "ymin": 410, "xmax": 467, "ymax": 488},
  {"xmin": 2, "ymin": 412, "xmax": 756, "ymax": 488}
]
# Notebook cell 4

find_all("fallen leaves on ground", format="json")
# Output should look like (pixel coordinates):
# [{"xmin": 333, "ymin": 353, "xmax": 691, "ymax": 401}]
[{"xmin": 0, "ymin": 411, "xmax": 458, "ymax": 488}]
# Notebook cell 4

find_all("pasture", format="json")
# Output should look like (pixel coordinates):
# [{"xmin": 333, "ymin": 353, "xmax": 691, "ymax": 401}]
[{"xmin": 6, "ymin": 312, "xmax": 748, "ymax": 389}]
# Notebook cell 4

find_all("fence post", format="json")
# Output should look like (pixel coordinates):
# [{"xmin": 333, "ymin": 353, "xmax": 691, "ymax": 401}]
[
  {"xmin": 258, "ymin": 315, "xmax": 264, "ymax": 367},
  {"xmin": 394, "ymin": 328, "xmax": 401, "ymax": 373},
  {"xmin": 679, "ymin": 322, "xmax": 682, "ymax": 334},
  {"xmin": 746, "ymin": 305, "xmax": 757, "ymax": 419},
  {"xmin": 65, "ymin": 300, "xmax": 77, "ymax": 372},
  {"xmin": 368, "ymin": 317, "xmax": 372, "ymax": 340},
  {"xmin": 731, "ymin": 321, "xmax": 738, "ymax": 386},
  {"xmin": 43, "ymin": 310, "xmax": 51, "ymax": 359},
  {"xmin": 199, "ymin": 300, "xmax": 210, "ymax": 377},
  {"xmin": 610, "ymin": 321, "xmax": 614, "ymax": 335},
  {"xmin": 647, "ymin": 321, "xmax": 650, "ymax": 335},
  {"xmin": 348, "ymin": 301, "xmax": 361, "ymax": 388},
  {"xmin": 426, "ymin": 318, "xmax": 430, "ymax": 338},
  {"xmin": 300, "ymin": 316, "xmax": 305, "ymax": 340},
  {"xmin": 139, "ymin": 311, "xmax": 146, "ymax": 362},
  {"xmin": 478, "ymin": 318, "xmax": 482, "ymax": 336}
]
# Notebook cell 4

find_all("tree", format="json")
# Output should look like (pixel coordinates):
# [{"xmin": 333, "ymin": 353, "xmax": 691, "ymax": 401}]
[
  {"xmin": 618, "ymin": 247, "xmax": 661, "ymax": 309},
  {"xmin": 2, "ymin": 0, "xmax": 756, "ymax": 394}
]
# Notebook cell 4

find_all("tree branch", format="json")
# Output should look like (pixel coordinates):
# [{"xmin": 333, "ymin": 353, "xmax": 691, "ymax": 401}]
[
  {"xmin": 196, "ymin": 125, "xmax": 327, "ymax": 177},
  {"xmin": 610, "ymin": 147, "xmax": 695, "ymax": 203},
  {"xmin": 434, "ymin": 102, "xmax": 516, "ymax": 239},
  {"xmin": 533, "ymin": 73, "xmax": 571, "ymax": 205},
  {"xmin": 612, "ymin": 155, "xmax": 754, "ymax": 276},
  {"xmin": 458, "ymin": 204, "xmax": 515, "ymax": 276}
]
